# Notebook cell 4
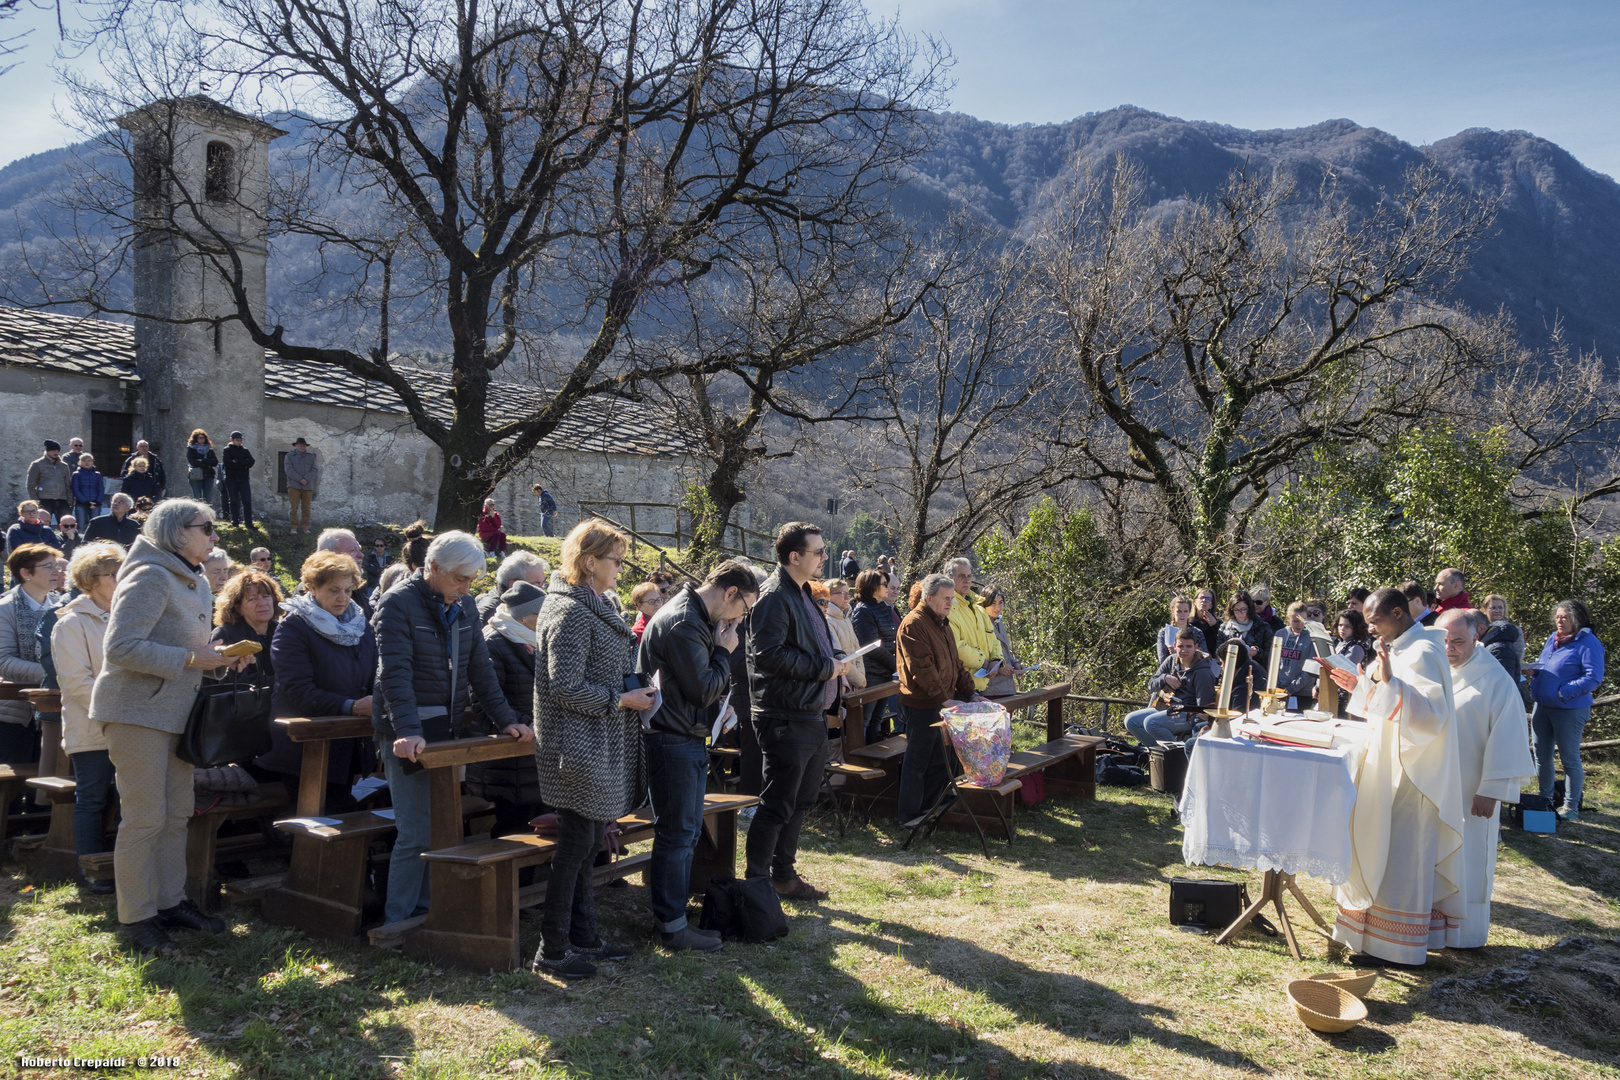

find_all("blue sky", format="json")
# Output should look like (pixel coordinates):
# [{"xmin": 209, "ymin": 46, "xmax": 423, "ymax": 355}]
[{"xmin": 4, "ymin": 0, "xmax": 1618, "ymax": 176}]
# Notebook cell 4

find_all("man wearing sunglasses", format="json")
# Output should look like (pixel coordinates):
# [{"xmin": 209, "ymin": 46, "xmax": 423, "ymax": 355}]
[{"xmin": 743, "ymin": 521, "xmax": 851, "ymax": 903}]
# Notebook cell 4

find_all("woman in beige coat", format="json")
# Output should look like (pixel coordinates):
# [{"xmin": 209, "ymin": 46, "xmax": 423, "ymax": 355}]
[
  {"xmin": 53, "ymin": 542, "xmax": 125, "ymax": 892},
  {"xmin": 819, "ymin": 578, "xmax": 867, "ymax": 692},
  {"xmin": 90, "ymin": 500, "xmax": 248, "ymax": 954}
]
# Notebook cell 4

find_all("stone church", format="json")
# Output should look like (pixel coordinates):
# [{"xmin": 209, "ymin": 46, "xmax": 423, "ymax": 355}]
[{"xmin": 0, "ymin": 97, "xmax": 694, "ymax": 537}]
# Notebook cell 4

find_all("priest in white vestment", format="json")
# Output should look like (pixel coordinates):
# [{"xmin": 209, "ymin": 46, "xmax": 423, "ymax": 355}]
[
  {"xmin": 1436, "ymin": 609, "xmax": 1537, "ymax": 948},
  {"xmin": 1328, "ymin": 587, "xmax": 1466, "ymax": 965}
]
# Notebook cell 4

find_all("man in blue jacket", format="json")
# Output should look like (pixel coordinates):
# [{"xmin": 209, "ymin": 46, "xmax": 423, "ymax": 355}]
[{"xmin": 744, "ymin": 522, "xmax": 850, "ymax": 902}]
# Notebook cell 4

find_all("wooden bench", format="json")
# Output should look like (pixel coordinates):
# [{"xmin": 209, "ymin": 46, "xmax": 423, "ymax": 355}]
[
  {"xmin": 18, "ymin": 775, "xmax": 83, "ymax": 880},
  {"xmin": 0, "ymin": 763, "xmax": 40, "ymax": 846},
  {"xmin": 394, "ymin": 791, "xmax": 759, "ymax": 972},
  {"xmin": 258, "ymin": 715, "xmax": 381, "ymax": 938},
  {"xmin": 843, "ymin": 684, "xmax": 1101, "ymax": 841},
  {"xmin": 79, "ymin": 782, "xmax": 290, "ymax": 911}
]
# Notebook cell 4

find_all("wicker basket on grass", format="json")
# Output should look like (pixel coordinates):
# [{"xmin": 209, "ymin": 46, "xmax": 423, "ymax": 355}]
[
  {"xmin": 1287, "ymin": 979, "xmax": 1368, "ymax": 1033},
  {"xmin": 1307, "ymin": 969, "xmax": 1378, "ymax": 1001}
]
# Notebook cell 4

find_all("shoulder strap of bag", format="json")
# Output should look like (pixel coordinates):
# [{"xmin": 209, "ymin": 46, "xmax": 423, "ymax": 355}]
[{"xmin": 447, "ymin": 616, "xmax": 461, "ymax": 734}]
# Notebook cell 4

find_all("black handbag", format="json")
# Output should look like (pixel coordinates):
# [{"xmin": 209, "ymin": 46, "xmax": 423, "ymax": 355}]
[
  {"xmin": 176, "ymin": 667, "xmax": 274, "ymax": 768},
  {"xmin": 1168, "ymin": 877, "xmax": 1250, "ymax": 929}
]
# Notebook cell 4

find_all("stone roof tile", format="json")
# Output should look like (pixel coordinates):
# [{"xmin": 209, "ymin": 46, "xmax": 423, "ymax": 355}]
[{"xmin": 0, "ymin": 307, "xmax": 686, "ymax": 457}]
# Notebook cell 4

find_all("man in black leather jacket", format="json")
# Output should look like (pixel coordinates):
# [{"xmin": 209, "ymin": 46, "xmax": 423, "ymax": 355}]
[
  {"xmin": 637, "ymin": 559, "xmax": 757, "ymax": 951},
  {"xmin": 744, "ymin": 522, "xmax": 851, "ymax": 902}
]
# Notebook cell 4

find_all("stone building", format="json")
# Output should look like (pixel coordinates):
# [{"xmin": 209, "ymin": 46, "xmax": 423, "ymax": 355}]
[{"xmin": 0, "ymin": 97, "xmax": 696, "ymax": 537}]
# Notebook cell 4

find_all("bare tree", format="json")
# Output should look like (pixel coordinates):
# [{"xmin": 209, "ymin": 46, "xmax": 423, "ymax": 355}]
[
  {"xmin": 847, "ymin": 231, "xmax": 1090, "ymax": 583},
  {"xmin": 1028, "ymin": 156, "xmax": 1517, "ymax": 584},
  {"xmin": 18, "ymin": 0, "xmax": 946, "ymax": 526}
]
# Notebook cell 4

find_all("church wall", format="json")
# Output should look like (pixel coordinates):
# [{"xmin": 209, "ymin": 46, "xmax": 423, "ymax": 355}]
[
  {"xmin": 262, "ymin": 396, "xmax": 695, "ymax": 535},
  {"xmin": 0, "ymin": 366, "xmax": 142, "ymax": 512}
]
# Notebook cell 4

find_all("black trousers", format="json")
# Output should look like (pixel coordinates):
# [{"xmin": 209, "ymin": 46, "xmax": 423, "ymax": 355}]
[
  {"xmin": 744, "ymin": 716, "xmax": 829, "ymax": 881},
  {"xmin": 221, "ymin": 477, "xmax": 254, "ymax": 525},
  {"xmin": 539, "ymin": 808, "xmax": 606, "ymax": 959},
  {"xmin": 897, "ymin": 706, "xmax": 949, "ymax": 822}
]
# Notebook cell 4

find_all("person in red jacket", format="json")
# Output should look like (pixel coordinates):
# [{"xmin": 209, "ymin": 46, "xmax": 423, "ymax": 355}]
[
  {"xmin": 1433, "ymin": 567, "xmax": 1472, "ymax": 614},
  {"xmin": 476, "ymin": 498, "xmax": 507, "ymax": 558}
]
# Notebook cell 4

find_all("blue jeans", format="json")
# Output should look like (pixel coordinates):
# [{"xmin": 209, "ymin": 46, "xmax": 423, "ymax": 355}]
[
  {"xmin": 70, "ymin": 749, "xmax": 116, "ymax": 871},
  {"xmin": 1125, "ymin": 708, "xmax": 1191, "ymax": 746},
  {"xmin": 541, "ymin": 512, "xmax": 555, "ymax": 537},
  {"xmin": 645, "ymin": 732, "xmax": 708, "ymax": 931},
  {"xmin": 189, "ymin": 477, "xmax": 216, "ymax": 504},
  {"xmin": 380, "ymin": 741, "xmax": 433, "ymax": 923},
  {"xmin": 74, "ymin": 501, "xmax": 103, "ymax": 524},
  {"xmin": 863, "ymin": 695, "xmax": 897, "ymax": 743},
  {"xmin": 1532, "ymin": 703, "xmax": 1588, "ymax": 812}
]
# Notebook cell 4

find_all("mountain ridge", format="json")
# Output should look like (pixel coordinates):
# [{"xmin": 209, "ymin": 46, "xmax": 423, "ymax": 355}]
[{"xmin": 3, "ymin": 104, "xmax": 1617, "ymax": 362}]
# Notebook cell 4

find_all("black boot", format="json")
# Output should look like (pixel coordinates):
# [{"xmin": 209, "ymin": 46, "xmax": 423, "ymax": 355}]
[
  {"xmin": 126, "ymin": 918, "xmax": 177, "ymax": 955},
  {"xmin": 158, "ymin": 899, "xmax": 225, "ymax": 934}
]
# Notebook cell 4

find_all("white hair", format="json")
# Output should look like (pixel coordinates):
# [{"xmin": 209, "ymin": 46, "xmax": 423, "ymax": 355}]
[
  {"xmin": 943, "ymin": 557, "xmax": 973, "ymax": 578},
  {"xmin": 425, "ymin": 531, "xmax": 487, "ymax": 577},
  {"xmin": 143, "ymin": 499, "xmax": 213, "ymax": 554},
  {"xmin": 110, "ymin": 492, "xmax": 134, "ymax": 511},
  {"xmin": 922, "ymin": 573, "xmax": 954, "ymax": 598},
  {"xmin": 495, "ymin": 549, "xmax": 550, "ymax": 589},
  {"xmin": 204, "ymin": 547, "xmax": 229, "ymax": 566},
  {"xmin": 315, "ymin": 528, "xmax": 358, "ymax": 551}
]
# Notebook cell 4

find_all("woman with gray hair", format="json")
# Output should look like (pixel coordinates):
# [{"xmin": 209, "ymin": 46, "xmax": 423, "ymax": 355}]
[
  {"xmin": 373, "ymin": 530, "xmax": 530, "ymax": 924},
  {"xmin": 90, "ymin": 499, "xmax": 249, "ymax": 954},
  {"xmin": 893, "ymin": 573, "xmax": 978, "ymax": 825}
]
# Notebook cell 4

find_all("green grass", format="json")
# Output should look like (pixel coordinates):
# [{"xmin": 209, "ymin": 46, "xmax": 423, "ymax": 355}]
[{"xmin": 2, "ymin": 761, "xmax": 1617, "ymax": 1078}]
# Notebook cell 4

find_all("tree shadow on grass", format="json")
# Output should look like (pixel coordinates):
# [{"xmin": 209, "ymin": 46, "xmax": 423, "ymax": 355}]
[
  {"xmin": 49, "ymin": 892, "xmax": 420, "ymax": 1080},
  {"xmin": 519, "ymin": 882, "xmax": 1266, "ymax": 1079}
]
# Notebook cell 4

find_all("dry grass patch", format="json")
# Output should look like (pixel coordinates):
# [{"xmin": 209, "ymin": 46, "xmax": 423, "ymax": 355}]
[{"xmin": 1, "ymin": 758, "xmax": 1616, "ymax": 1078}]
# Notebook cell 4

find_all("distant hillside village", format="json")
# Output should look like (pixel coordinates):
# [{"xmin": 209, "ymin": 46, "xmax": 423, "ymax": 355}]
[{"xmin": 0, "ymin": 99, "xmax": 696, "ymax": 538}]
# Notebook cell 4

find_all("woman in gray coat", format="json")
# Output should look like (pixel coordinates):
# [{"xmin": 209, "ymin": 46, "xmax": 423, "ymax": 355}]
[
  {"xmin": 531, "ymin": 520, "xmax": 656, "ymax": 980},
  {"xmin": 90, "ymin": 499, "xmax": 247, "ymax": 955}
]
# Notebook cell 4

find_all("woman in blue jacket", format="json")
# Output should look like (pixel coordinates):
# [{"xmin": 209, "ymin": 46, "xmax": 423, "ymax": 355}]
[
  {"xmin": 69, "ymin": 454, "xmax": 105, "ymax": 524},
  {"xmin": 1529, "ymin": 599, "xmax": 1606, "ymax": 822}
]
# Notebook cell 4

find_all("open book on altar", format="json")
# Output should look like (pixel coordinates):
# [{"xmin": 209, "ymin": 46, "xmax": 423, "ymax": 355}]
[{"xmin": 1237, "ymin": 716, "xmax": 1338, "ymax": 749}]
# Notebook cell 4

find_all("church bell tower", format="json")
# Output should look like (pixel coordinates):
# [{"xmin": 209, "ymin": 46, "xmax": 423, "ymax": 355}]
[{"xmin": 118, "ymin": 97, "xmax": 286, "ymax": 464}]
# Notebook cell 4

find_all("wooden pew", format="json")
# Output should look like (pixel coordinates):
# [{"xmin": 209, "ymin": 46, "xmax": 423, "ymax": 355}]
[
  {"xmin": 401, "ymin": 792, "xmax": 760, "ymax": 972},
  {"xmin": 13, "ymin": 690, "xmax": 75, "ymax": 876},
  {"xmin": 845, "ymin": 683, "xmax": 1099, "ymax": 841},
  {"xmin": 0, "ymin": 683, "xmax": 41, "ymax": 847},
  {"xmin": 79, "ymin": 782, "xmax": 290, "ymax": 910},
  {"xmin": 260, "ymin": 716, "xmax": 390, "ymax": 939}
]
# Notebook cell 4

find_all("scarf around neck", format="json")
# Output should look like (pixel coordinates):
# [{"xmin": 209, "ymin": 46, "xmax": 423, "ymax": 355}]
[
  {"xmin": 281, "ymin": 593, "xmax": 367, "ymax": 647},
  {"xmin": 487, "ymin": 607, "xmax": 538, "ymax": 649}
]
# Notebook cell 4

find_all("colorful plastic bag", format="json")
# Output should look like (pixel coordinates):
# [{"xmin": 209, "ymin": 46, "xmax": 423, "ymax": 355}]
[{"xmin": 941, "ymin": 701, "xmax": 1012, "ymax": 787}]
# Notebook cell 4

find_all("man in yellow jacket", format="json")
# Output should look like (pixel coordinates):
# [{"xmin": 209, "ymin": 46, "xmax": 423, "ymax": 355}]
[{"xmin": 944, "ymin": 557, "xmax": 1002, "ymax": 692}]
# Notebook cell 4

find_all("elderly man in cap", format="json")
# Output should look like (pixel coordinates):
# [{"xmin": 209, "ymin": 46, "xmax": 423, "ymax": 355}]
[
  {"xmin": 220, "ymin": 430, "xmax": 257, "ymax": 529},
  {"xmin": 27, "ymin": 440, "xmax": 73, "ymax": 523},
  {"xmin": 284, "ymin": 437, "xmax": 318, "ymax": 534}
]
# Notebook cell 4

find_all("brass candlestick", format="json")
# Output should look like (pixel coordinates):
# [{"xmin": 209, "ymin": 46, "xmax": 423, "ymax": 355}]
[{"xmin": 1204, "ymin": 707, "xmax": 1244, "ymax": 739}]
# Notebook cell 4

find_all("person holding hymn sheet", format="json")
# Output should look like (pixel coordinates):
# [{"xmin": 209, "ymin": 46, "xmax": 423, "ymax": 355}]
[
  {"xmin": 1327, "ymin": 587, "xmax": 1465, "ymax": 966},
  {"xmin": 1435, "ymin": 609, "xmax": 1536, "ymax": 948}
]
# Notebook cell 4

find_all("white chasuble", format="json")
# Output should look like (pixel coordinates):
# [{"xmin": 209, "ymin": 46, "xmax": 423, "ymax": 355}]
[
  {"xmin": 1448, "ymin": 647, "xmax": 1536, "ymax": 948},
  {"xmin": 1333, "ymin": 623, "xmax": 1466, "ymax": 964}
]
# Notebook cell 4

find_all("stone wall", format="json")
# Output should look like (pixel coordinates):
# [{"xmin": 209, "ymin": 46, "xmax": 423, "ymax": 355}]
[
  {"xmin": 0, "ymin": 366, "xmax": 142, "ymax": 512},
  {"xmin": 262, "ymin": 397, "xmax": 696, "ymax": 534}
]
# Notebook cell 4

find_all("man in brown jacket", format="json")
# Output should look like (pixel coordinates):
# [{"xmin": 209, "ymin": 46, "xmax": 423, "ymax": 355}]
[{"xmin": 895, "ymin": 573, "xmax": 979, "ymax": 825}]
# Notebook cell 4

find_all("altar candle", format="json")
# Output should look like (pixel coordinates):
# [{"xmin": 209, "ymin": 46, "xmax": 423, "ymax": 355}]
[
  {"xmin": 1217, "ymin": 641, "xmax": 1238, "ymax": 713},
  {"xmin": 1265, "ymin": 635, "xmax": 1282, "ymax": 697}
]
